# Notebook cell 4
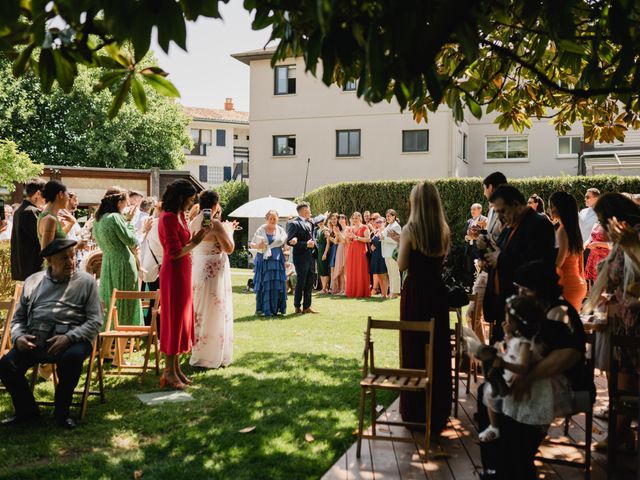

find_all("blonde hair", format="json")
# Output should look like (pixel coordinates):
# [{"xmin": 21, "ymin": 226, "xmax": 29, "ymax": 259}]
[{"xmin": 406, "ymin": 181, "xmax": 450, "ymax": 256}]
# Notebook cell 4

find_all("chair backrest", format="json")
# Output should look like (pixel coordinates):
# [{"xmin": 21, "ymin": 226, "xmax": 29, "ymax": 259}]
[
  {"xmin": 104, "ymin": 289, "xmax": 160, "ymax": 332},
  {"xmin": 365, "ymin": 317, "xmax": 435, "ymax": 379},
  {"xmin": 0, "ymin": 284, "xmax": 23, "ymax": 355}
]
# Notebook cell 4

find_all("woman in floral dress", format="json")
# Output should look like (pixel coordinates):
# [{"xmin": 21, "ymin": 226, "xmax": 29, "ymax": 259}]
[{"xmin": 189, "ymin": 190, "xmax": 236, "ymax": 368}]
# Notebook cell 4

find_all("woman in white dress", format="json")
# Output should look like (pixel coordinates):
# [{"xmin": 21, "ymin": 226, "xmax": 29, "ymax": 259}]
[{"xmin": 189, "ymin": 190, "xmax": 236, "ymax": 368}]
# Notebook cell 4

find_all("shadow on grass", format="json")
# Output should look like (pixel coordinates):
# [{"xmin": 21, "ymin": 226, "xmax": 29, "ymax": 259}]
[{"xmin": 0, "ymin": 352, "xmax": 393, "ymax": 480}]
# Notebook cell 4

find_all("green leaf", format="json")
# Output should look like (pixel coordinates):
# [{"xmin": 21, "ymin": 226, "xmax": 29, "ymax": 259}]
[
  {"xmin": 465, "ymin": 95, "xmax": 482, "ymax": 119},
  {"xmin": 141, "ymin": 72, "xmax": 180, "ymax": 97},
  {"xmin": 96, "ymin": 55, "xmax": 127, "ymax": 70},
  {"xmin": 93, "ymin": 71, "xmax": 127, "ymax": 92},
  {"xmin": 38, "ymin": 48, "xmax": 55, "ymax": 93},
  {"xmin": 108, "ymin": 75, "xmax": 132, "ymax": 119},
  {"xmin": 556, "ymin": 39, "xmax": 586, "ymax": 55},
  {"xmin": 131, "ymin": 76, "xmax": 147, "ymax": 114},
  {"xmin": 12, "ymin": 43, "xmax": 35, "ymax": 77},
  {"xmin": 52, "ymin": 49, "xmax": 77, "ymax": 92}
]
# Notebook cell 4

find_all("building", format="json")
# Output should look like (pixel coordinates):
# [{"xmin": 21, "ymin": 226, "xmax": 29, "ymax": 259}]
[
  {"xmin": 232, "ymin": 47, "xmax": 640, "ymax": 203},
  {"xmin": 183, "ymin": 99, "xmax": 250, "ymax": 187}
]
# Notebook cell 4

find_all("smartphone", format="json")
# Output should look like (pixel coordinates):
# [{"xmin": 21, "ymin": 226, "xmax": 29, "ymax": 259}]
[
  {"xmin": 202, "ymin": 208, "xmax": 212, "ymax": 227},
  {"xmin": 0, "ymin": 198, "xmax": 4, "ymax": 222}
]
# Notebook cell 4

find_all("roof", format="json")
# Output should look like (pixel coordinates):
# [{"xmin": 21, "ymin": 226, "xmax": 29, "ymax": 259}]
[
  {"xmin": 231, "ymin": 46, "xmax": 278, "ymax": 65},
  {"xmin": 183, "ymin": 106, "xmax": 249, "ymax": 125}
]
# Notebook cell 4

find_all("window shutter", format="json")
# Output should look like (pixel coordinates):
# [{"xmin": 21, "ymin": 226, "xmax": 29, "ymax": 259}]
[
  {"xmin": 223, "ymin": 166, "xmax": 232, "ymax": 181},
  {"xmin": 199, "ymin": 165, "xmax": 208, "ymax": 182},
  {"xmin": 216, "ymin": 129, "xmax": 226, "ymax": 147}
]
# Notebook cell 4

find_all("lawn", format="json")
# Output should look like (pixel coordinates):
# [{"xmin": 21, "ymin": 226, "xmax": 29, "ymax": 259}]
[{"xmin": 0, "ymin": 269, "xmax": 407, "ymax": 480}]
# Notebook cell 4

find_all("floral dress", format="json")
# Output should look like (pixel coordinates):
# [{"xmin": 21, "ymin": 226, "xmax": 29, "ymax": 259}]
[
  {"xmin": 585, "ymin": 224, "xmax": 610, "ymax": 281},
  {"xmin": 189, "ymin": 217, "xmax": 233, "ymax": 368}
]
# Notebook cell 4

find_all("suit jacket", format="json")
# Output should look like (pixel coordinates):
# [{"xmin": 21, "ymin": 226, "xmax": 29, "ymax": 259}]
[
  {"xmin": 484, "ymin": 208, "xmax": 555, "ymax": 325},
  {"xmin": 286, "ymin": 214, "xmax": 326, "ymax": 265},
  {"xmin": 11, "ymin": 200, "xmax": 43, "ymax": 281}
]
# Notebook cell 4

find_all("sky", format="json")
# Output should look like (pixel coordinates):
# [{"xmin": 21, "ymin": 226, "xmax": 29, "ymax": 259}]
[{"xmin": 151, "ymin": 2, "xmax": 272, "ymax": 113}]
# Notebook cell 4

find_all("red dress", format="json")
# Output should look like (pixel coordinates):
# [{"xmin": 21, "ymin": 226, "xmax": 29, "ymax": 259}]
[
  {"xmin": 158, "ymin": 211, "xmax": 194, "ymax": 355},
  {"xmin": 345, "ymin": 225, "xmax": 371, "ymax": 298},
  {"xmin": 585, "ymin": 224, "xmax": 610, "ymax": 281}
]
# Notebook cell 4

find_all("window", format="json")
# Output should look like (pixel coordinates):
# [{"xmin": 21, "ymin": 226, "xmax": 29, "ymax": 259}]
[
  {"xmin": 462, "ymin": 132, "xmax": 468, "ymax": 161},
  {"xmin": 233, "ymin": 134, "xmax": 238, "ymax": 140},
  {"xmin": 485, "ymin": 135, "xmax": 528, "ymax": 161},
  {"xmin": 343, "ymin": 80, "xmax": 357, "ymax": 91},
  {"xmin": 402, "ymin": 130, "xmax": 429, "ymax": 152},
  {"xmin": 558, "ymin": 136, "xmax": 582, "ymax": 156},
  {"xmin": 246, "ymin": 135, "xmax": 250, "ymax": 140},
  {"xmin": 275, "ymin": 65, "xmax": 296, "ymax": 95},
  {"xmin": 216, "ymin": 129, "xmax": 226, "ymax": 147},
  {"xmin": 336, "ymin": 130, "xmax": 361, "ymax": 157},
  {"xmin": 189, "ymin": 129, "xmax": 211, "ymax": 155},
  {"xmin": 273, "ymin": 135, "xmax": 296, "ymax": 156},
  {"xmin": 199, "ymin": 165, "xmax": 224, "ymax": 184}
]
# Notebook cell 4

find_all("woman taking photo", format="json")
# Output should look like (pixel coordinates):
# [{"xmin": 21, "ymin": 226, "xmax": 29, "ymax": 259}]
[
  {"xmin": 158, "ymin": 180, "xmax": 207, "ymax": 389},
  {"xmin": 345, "ymin": 211, "xmax": 371, "ymax": 298},
  {"xmin": 93, "ymin": 187, "xmax": 143, "ymax": 327},
  {"xmin": 37, "ymin": 180, "xmax": 75, "ymax": 248},
  {"xmin": 189, "ymin": 190, "xmax": 236, "ymax": 368},
  {"xmin": 380, "ymin": 209, "xmax": 401, "ymax": 298},
  {"xmin": 250, "ymin": 209, "xmax": 288, "ymax": 318},
  {"xmin": 549, "ymin": 191, "xmax": 587, "ymax": 311},
  {"xmin": 397, "ymin": 181, "xmax": 451, "ymax": 435},
  {"xmin": 330, "ymin": 214, "xmax": 347, "ymax": 295}
]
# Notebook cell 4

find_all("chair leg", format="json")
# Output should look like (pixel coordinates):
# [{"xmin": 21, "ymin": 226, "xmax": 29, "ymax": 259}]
[
  {"xmin": 584, "ymin": 409, "xmax": 592, "ymax": 480},
  {"xmin": 453, "ymin": 349, "xmax": 460, "ymax": 417},
  {"xmin": 608, "ymin": 407, "xmax": 617, "ymax": 478},
  {"xmin": 30, "ymin": 364, "xmax": 38, "ymax": 391},
  {"xmin": 154, "ymin": 333, "xmax": 160, "ymax": 375},
  {"xmin": 80, "ymin": 343, "xmax": 97, "ymax": 419},
  {"xmin": 563, "ymin": 416, "xmax": 570, "ymax": 436},
  {"xmin": 140, "ymin": 335, "xmax": 151, "ymax": 384},
  {"xmin": 97, "ymin": 346, "xmax": 106, "ymax": 403},
  {"xmin": 370, "ymin": 389, "xmax": 377, "ymax": 436},
  {"xmin": 356, "ymin": 387, "xmax": 366, "ymax": 459},
  {"xmin": 424, "ymin": 385, "xmax": 432, "ymax": 461},
  {"xmin": 465, "ymin": 358, "xmax": 472, "ymax": 395}
]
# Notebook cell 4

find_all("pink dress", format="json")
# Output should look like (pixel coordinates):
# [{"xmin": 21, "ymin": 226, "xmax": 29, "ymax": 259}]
[
  {"xmin": 158, "ymin": 211, "xmax": 194, "ymax": 355},
  {"xmin": 585, "ymin": 224, "xmax": 609, "ymax": 281}
]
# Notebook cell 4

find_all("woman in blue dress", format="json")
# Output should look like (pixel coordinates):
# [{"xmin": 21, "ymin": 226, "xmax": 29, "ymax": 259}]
[
  {"xmin": 250, "ymin": 210, "xmax": 288, "ymax": 317},
  {"xmin": 369, "ymin": 214, "xmax": 389, "ymax": 297}
]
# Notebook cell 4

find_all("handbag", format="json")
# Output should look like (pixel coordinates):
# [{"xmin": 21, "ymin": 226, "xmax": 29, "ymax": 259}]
[{"xmin": 443, "ymin": 272, "xmax": 469, "ymax": 308}]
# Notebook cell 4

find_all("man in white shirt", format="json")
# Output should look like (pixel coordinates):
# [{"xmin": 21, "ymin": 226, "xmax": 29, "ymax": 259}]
[
  {"xmin": 579, "ymin": 188, "xmax": 600, "ymax": 264},
  {"xmin": 379, "ymin": 209, "xmax": 402, "ymax": 298}
]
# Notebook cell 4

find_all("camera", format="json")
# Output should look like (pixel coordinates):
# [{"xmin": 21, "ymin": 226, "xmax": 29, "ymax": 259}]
[
  {"xmin": 28, "ymin": 320, "xmax": 55, "ymax": 349},
  {"xmin": 202, "ymin": 208, "xmax": 212, "ymax": 227}
]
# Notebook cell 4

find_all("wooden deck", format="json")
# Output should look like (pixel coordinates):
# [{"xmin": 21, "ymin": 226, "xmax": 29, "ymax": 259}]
[{"xmin": 323, "ymin": 374, "xmax": 636, "ymax": 480}]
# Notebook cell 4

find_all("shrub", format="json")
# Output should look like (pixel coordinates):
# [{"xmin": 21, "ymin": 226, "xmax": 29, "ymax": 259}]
[
  {"xmin": 0, "ymin": 241, "xmax": 15, "ymax": 300},
  {"xmin": 217, "ymin": 180, "xmax": 249, "ymax": 246},
  {"xmin": 302, "ymin": 175, "xmax": 640, "ymax": 244},
  {"xmin": 229, "ymin": 246, "xmax": 250, "ymax": 269}
]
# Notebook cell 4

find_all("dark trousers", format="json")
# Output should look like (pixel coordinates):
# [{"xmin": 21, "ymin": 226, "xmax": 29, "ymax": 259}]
[
  {"xmin": 0, "ymin": 341, "xmax": 92, "ymax": 420},
  {"xmin": 141, "ymin": 278, "xmax": 160, "ymax": 335},
  {"xmin": 477, "ymin": 382, "xmax": 547, "ymax": 480},
  {"xmin": 293, "ymin": 255, "xmax": 315, "ymax": 309}
]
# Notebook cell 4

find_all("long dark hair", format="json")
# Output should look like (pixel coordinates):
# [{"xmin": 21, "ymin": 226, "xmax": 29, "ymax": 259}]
[
  {"xmin": 528, "ymin": 194, "xmax": 545, "ymax": 214},
  {"xmin": 162, "ymin": 180, "xmax": 197, "ymax": 214},
  {"xmin": 96, "ymin": 187, "xmax": 128, "ymax": 221},
  {"xmin": 199, "ymin": 190, "xmax": 219, "ymax": 210},
  {"xmin": 549, "ymin": 191, "xmax": 583, "ymax": 254},
  {"xmin": 594, "ymin": 193, "xmax": 640, "ymax": 228}
]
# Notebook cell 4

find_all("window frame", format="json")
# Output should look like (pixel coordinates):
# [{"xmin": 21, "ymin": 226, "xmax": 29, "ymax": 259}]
[
  {"xmin": 402, "ymin": 129, "xmax": 429, "ymax": 153},
  {"xmin": 206, "ymin": 165, "xmax": 224, "ymax": 184},
  {"xmin": 216, "ymin": 129, "xmax": 226, "ymax": 147},
  {"xmin": 272, "ymin": 135, "xmax": 297, "ymax": 156},
  {"xmin": 274, "ymin": 65, "xmax": 296, "ymax": 95},
  {"xmin": 557, "ymin": 135, "xmax": 583, "ymax": 157},
  {"xmin": 484, "ymin": 135, "xmax": 529, "ymax": 163},
  {"xmin": 336, "ymin": 129, "xmax": 361, "ymax": 157},
  {"xmin": 343, "ymin": 80, "xmax": 357, "ymax": 91}
]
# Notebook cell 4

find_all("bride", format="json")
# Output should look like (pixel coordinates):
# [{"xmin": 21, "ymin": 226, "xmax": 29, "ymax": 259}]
[{"xmin": 189, "ymin": 190, "xmax": 236, "ymax": 368}]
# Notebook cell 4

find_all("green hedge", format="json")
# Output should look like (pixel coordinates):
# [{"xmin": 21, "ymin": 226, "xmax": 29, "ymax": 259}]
[
  {"xmin": 217, "ymin": 180, "xmax": 249, "ymax": 246},
  {"xmin": 0, "ymin": 241, "xmax": 15, "ymax": 300},
  {"xmin": 302, "ymin": 175, "xmax": 640, "ymax": 244}
]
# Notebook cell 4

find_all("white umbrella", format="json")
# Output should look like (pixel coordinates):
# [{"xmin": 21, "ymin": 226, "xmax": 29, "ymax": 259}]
[{"xmin": 228, "ymin": 196, "xmax": 298, "ymax": 218}]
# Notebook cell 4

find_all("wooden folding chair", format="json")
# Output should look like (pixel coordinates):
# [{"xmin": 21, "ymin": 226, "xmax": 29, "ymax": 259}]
[
  {"xmin": 449, "ymin": 306, "xmax": 463, "ymax": 417},
  {"xmin": 356, "ymin": 317, "xmax": 435, "ymax": 460},
  {"xmin": 99, "ymin": 289, "xmax": 160, "ymax": 382},
  {"xmin": 535, "ymin": 333, "xmax": 597, "ymax": 480},
  {"xmin": 607, "ymin": 334, "xmax": 640, "ymax": 479},
  {"xmin": 0, "ymin": 283, "xmax": 23, "ymax": 357},
  {"xmin": 30, "ymin": 338, "xmax": 106, "ymax": 419}
]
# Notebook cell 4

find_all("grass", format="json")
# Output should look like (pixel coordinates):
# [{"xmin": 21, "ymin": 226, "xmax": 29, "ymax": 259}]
[{"xmin": 0, "ymin": 269, "xmax": 409, "ymax": 480}]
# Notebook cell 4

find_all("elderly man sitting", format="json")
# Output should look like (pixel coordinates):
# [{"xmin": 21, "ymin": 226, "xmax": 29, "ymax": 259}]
[{"xmin": 0, "ymin": 239, "xmax": 103, "ymax": 429}]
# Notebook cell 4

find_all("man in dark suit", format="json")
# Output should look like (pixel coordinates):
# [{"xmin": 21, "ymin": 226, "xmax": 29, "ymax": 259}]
[
  {"xmin": 11, "ymin": 179, "xmax": 46, "ymax": 281},
  {"xmin": 286, "ymin": 202, "xmax": 328, "ymax": 314},
  {"xmin": 478, "ymin": 185, "xmax": 556, "ymax": 343}
]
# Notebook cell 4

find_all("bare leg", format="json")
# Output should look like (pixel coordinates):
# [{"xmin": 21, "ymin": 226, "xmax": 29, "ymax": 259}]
[
  {"xmin": 371, "ymin": 274, "xmax": 380, "ymax": 296},
  {"xmin": 161, "ymin": 354, "xmax": 186, "ymax": 389},
  {"xmin": 175, "ymin": 356, "xmax": 192, "ymax": 384},
  {"xmin": 379, "ymin": 273, "xmax": 389, "ymax": 298}
]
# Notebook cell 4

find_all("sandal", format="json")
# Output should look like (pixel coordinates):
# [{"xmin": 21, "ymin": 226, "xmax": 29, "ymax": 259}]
[{"xmin": 479, "ymin": 425, "xmax": 500, "ymax": 442}]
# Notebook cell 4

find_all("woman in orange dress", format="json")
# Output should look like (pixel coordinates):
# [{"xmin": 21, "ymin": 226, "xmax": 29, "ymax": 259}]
[
  {"xmin": 345, "ymin": 212, "xmax": 371, "ymax": 298},
  {"xmin": 549, "ymin": 191, "xmax": 587, "ymax": 312}
]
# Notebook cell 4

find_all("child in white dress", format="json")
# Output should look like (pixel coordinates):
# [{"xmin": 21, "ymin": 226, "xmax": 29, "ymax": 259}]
[{"xmin": 479, "ymin": 295, "xmax": 554, "ymax": 442}]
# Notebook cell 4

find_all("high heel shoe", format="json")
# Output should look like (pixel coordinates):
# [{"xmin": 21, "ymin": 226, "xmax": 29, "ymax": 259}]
[{"xmin": 159, "ymin": 372, "xmax": 186, "ymax": 390}]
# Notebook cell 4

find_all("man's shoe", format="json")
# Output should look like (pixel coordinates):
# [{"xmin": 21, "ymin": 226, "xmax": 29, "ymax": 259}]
[
  {"xmin": 56, "ymin": 417, "xmax": 78, "ymax": 430},
  {"xmin": 295, "ymin": 308, "xmax": 303, "ymax": 314},
  {"xmin": 0, "ymin": 414, "xmax": 40, "ymax": 427},
  {"xmin": 302, "ymin": 308, "xmax": 318, "ymax": 314}
]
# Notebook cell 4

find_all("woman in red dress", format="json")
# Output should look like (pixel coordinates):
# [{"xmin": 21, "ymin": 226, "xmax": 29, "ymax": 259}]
[
  {"xmin": 584, "ymin": 223, "xmax": 611, "ymax": 283},
  {"xmin": 158, "ymin": 180, "xmax": 206, "ymax": 389},
  {"xmin": 345, "ymin": 212, "xmax": 371, "ymax": 298},
  {"xmin": 397, "ymin": 181, "xmax": 451, "ymax": 435}
]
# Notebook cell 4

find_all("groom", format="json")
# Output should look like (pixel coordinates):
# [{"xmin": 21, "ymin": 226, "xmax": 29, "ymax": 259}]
[{"xmin": 286, "ymin": 202, "xmax": 328, "ymax": 314}]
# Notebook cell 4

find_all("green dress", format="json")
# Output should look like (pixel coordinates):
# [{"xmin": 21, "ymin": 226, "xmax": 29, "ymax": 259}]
[
  {"xmin": 37, "ymin": 210, "xmax": 66, "ymax": 244},
  {"xmin": 93, "ymin": 212, "xmax": 142, "ymax": 326}
]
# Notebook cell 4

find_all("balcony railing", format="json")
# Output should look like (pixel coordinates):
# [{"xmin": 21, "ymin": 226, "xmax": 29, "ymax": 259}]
[{"xmin": 188, "ymin": 143, "xmax": 207, "ymax": 156}]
